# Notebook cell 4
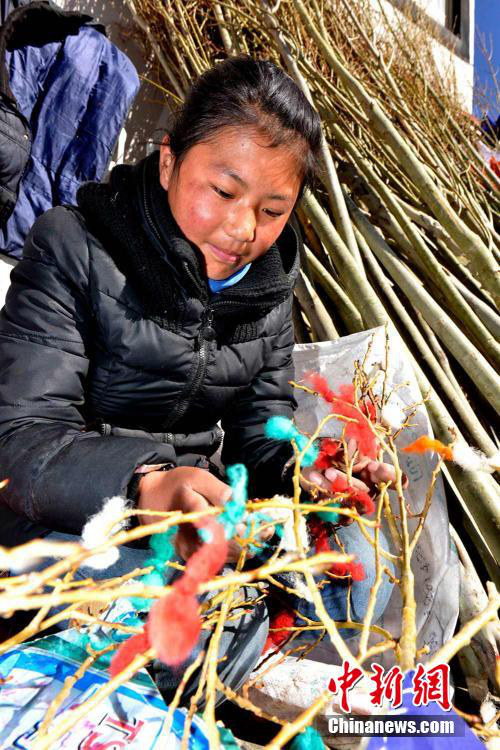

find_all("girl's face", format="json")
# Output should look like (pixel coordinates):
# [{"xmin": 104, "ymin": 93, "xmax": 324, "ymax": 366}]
[{"xmin": 159, "ymin": 127, "xmax": 302, "ymax": 279}]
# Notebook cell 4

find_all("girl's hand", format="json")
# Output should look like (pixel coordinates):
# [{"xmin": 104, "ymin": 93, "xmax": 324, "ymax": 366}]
[
  {"xmin": 300, "ymin": 439, "xmax": 409, "ymax": 523},
  {"xmin": 137, "ymin": 466, "xmax": 271, "ymax": 562}
]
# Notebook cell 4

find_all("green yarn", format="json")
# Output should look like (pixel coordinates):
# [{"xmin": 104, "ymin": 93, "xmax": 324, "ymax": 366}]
[
  {"xmin": 288, "ymin": 726, "xmax": 326, "ymax": 749},
  {"xmin": 265, "ymin": 416, "xmax": 318, "ymax": 467},
  {"xmin": 217, "ymin": 725, "xmax": 240, "ymax": 749},
  {"xmin": 219, "ymin": 463, "xmax": 248, "ymax": 539},
  {"xmin": 130, "ymin": 526, "xmax": 177, "ymax": 610},
  {"xmin": 314, "ymin": 504, "xmax": 340, "ymax": 524}
]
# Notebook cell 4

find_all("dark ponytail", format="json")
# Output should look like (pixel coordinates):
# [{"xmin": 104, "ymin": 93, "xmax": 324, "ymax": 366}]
[{"xmin": 168, "ymin": 56, "xmax": 322, "ymax": 194}]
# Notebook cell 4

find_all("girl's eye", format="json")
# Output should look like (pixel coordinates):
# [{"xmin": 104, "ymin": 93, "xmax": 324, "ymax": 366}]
[
  {"xmin": 212, "ymin": 185, "xmax": 233, "ymax": 199},
  {"xmin": 264, "ymin": 209, "xmax": 284, "ymax": 218}
]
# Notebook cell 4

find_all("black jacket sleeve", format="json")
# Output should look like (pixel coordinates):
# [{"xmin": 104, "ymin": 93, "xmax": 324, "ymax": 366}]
[
  {"xmin": 0, "ymin": 207, "xmax": 177, "ymax": 534},
  {"xmin": 220, "ymin": 296, "xmax": 296, "ymax": 499}
]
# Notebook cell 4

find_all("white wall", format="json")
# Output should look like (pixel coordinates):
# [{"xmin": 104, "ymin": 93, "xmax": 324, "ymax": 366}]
[{"xmin": 378, "ymin": 0, "xmax": 474, "ymax": 111}]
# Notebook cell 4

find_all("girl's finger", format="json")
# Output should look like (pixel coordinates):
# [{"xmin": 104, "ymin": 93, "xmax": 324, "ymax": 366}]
[
  {"xmin": 324, "ymin": 466, "xmax": 370, "ymax": 493},
  {"xmin": 300, "ymin": 468, "xmax": 331, "ymax": 492}
]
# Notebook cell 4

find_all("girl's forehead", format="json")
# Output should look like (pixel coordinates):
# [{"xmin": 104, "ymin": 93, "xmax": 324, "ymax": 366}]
[{"xmin": 184, "ymin": 126, "xmax": 303, "ymax": 190}]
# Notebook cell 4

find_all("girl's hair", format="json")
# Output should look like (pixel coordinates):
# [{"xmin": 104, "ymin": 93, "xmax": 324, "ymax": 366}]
[{"xmin": 168, "ymin": 56, "xmax": 322, "ymax": 195}]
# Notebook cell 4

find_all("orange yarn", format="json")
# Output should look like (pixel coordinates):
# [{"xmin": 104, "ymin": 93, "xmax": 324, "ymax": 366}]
[{"xmin": 403, "ymin": 436, "xmax": 453, "ymax": 460}]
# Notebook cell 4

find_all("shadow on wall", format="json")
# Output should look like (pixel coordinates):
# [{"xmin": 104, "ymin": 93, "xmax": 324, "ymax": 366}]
[{"xmin": 59, "ymin": 0, "xmax": 172, "ymax": 164}]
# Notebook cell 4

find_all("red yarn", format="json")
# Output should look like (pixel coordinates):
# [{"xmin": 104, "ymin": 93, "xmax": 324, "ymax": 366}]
[
  {"xmin": 110, "ymin": 629, "xmax": 150, "ymax": 678},
  {"xmin": 315, "ymin": 439, "xmax": 343, "ymax": 471},
  {"xmin": 330, "ymin": 560, "xmax": 366, "ymax": 581},
  {"xmin": 307, "ymin": 515, "xmax": 331, "ymax": 554},
  {"xmin": 350, "ymin": 489, "xmax": 375, "ymax": 515},
  {"xmin": 148, "ymin": 587, "xmax": 201, "ymax": 665},
  {"xmin": 264, "ymin": 610, "xmax": 296, "ymax": 652},
  {"xmin": 148, "ymin": 516, "xmax": 228, "ymax": 666},
  {"xmin": 307, "ymin": 373, "xmax": 378, "ymax": 459},
  {"xmin": 109, "ymin": 517, "xmax": 228, "ymax": 676},
  {"xmin": 349, "ymin": 561, "xmax": 366, "ymax": 581}
]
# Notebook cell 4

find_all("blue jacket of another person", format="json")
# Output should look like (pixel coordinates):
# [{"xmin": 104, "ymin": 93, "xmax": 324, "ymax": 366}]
[{"xmin": 0, "ymin": 23, "xmax": 139, "ymax": 258}]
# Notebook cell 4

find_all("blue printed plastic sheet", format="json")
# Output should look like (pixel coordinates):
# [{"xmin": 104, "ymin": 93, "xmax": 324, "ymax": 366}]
[{"xmin": 0, "ymin": 631, "xmax": 209, "ymax": 749}]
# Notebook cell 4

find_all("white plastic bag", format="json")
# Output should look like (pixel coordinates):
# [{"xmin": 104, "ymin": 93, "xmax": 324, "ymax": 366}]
[{"xmin": 291, "ymin": 326, "xmax": 459, "ymax": 664}]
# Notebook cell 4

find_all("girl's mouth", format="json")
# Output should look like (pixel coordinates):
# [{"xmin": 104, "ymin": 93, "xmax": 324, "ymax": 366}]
[{"xmin": 207, "ymin": 243, "xmax": 241, "ymax": 264}]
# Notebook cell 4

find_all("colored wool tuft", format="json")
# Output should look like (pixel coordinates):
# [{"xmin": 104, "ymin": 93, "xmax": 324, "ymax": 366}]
[
  {"xmin": 109, "ymin": 629, "xmax": 150, "ymax": 678},
  {"xmin": 307, "ymin": 517, "xmax": 365, "ymax": 580},
  {"xmin": 404, "ymin": 436, "xmax": 500, "ymax": 473},
  {"xmin": 313, "ymin": 447, "xmax": 375, "ymax": 519},
  {"xmin": 262, "ymin": 496, "xmax": 309, "ymax": 553},
  {"xmin": 130, "ymin": 527, "xmax": 177, "ymax": 610},
  {"xmin": 380, "ymin": 402, "xmax": 406, "ymax": 430},
  {"xmin": 80, "ymin": 495, "xmax": 129, "ymax": 570},
  {"xmin": 306, "ymin": 374, "xmax": 378, "ymax": 459},
  {"xmin": 330, "ymin": 559, "xmax": 366, "ymax": 581},
  {"xmin": 308, "ymin": 515, "xmax": 331, "ymax": 554},
  {"xmin": 148, "ymin": 587, "xmax": 201, "ymax": 666},
  {"xmin": 349, "ymin": 489, "xmax": 375, "ymax": 516},
  {"xmin": 314, "ymin": 438, "xmax": 342, "ymax": 471},
  {"xmin": 403, "ymin": 436, "xmax": 453, "ymax": 460},
  {"xmin": 111, "ymin": 516, "xmax": 228, "ymax": 675},
  {"xmin": 215, "ymin": 463, "xmax": 249, "ymax": 540},
  {"xmin": 265, "ymin": 416, "xmax": 318, "ymax": 467},
  {"xmin": 289, "ymin": 726, "xmax": 326, "ymax": 750},
  {"xmin": 148, "ymin": 516, "xmax": 227, "ymax": 665},
  {"xmin": 217, "ymin": 725, "xmax": 240, "ymax": 750},
  {"xmin": 264, "ymin": 609, "xmax": 296, "ymax": 652}
]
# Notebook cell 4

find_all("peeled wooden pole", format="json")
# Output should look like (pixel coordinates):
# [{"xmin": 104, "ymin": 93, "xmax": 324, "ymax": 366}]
[
  {"xmin": 301, "ymin": 192, "xmax": 387, "ymax": 328},
  {"xmin": 333, "ymin": 123, "xmax": 500, "ymax": 368},
  {"xmin": 305, "ymin": 247, "xmax": 364, "ymax": 333},
  {"xmin": 347, "ymin": 202, "xmax": 500, "ymax": 415},
  {"xmin": 293, "ymin": 0, "xmax": 500, "ymax": 301},
  {"xmin": 294, "ymin": 269, "xmax": 339, "ymax": 341},
  {"xmin": 354, "ymin": 222, "xmax": 497, "ymax": 456},
  {"xmin": 260, "ymin": 0, "xmax": 363, "ymax": 268}
]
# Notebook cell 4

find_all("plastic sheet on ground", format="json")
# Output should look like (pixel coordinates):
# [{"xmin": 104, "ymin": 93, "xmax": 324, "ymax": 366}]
[{"xmin": 0, "ymin": 626, "xmax": 210, "ymax": 749}]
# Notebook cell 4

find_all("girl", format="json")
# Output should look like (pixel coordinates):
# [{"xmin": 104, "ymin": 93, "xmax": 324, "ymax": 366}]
[{"xmin": 0, "ymin": 57, "xmax": 393, "ymax": 704}]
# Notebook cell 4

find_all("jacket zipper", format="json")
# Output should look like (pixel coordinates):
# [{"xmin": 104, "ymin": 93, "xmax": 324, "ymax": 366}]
[{"xmin": 166, "ymin": 307, "xmax": 214, "ymax": 429}]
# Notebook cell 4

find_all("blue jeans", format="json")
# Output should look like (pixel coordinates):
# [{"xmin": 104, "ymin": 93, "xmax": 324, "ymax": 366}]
[{"xmin": 270, "ymin": 522, "xmax": 394, "ymax": 641}]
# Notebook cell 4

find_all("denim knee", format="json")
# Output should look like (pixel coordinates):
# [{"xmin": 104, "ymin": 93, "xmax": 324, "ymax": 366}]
[
  {"xmin": 150, "ymin": 583, "xmax": 268, "ymax": 708},
  {"xmin": 273, "ymin": 522, "xmax": 394, "ymax": 641}
]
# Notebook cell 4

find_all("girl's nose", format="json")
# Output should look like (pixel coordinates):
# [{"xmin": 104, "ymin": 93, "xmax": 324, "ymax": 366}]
[{"xmin": 224, "ymin": 207, "xmax": 256, "ymax": 242}]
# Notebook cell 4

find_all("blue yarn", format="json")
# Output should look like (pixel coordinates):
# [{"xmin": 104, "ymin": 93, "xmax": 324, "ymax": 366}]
[
  {"xmin": 265, "ymin": 415, "xmax": 297, "ymax": 441},
  {"xmin": 130, "ymin": 526, "xmax": 177, "ymax": 610},
  {"xmin": 314, "ymin": 505, "xmax": 340, "ymax": 523},
  {"xmin": 265, "ymin": 416, "xmax": 318, "ymax": 467},
  {"xmin": 288, "ymin": 726, "xmax": 326, "ymax": 749},
  {"xmin": 218, "ymin": 725, "xmax": 240, "ymax": 749},
  {"xmin": 219, "ymin": 464, "xmax": 248, "ymax": 539}
]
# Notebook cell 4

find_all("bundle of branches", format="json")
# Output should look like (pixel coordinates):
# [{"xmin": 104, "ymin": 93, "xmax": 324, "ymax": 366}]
[
  {"xmin": 0, "ymin": 347, "xmax": 498, "ymax": 748},
  {"xmin": 123, "ymin": 0, "xmax": 500, "ymax": 584}
]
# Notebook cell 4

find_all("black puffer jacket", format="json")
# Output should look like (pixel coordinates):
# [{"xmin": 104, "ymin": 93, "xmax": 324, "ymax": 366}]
[{"xmin": 0, "ymin": 152, "xmax": 299, "ymax": 545}]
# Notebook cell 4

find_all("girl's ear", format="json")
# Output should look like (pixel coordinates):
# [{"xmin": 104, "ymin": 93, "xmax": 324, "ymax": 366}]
[{"xmin": 159, "ymin": 136, "xmax": 176, "ymax": 191}]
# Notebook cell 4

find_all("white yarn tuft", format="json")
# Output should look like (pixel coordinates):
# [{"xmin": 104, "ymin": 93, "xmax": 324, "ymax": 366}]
[
  {"xmin": 263, "ymin": 496, "xmax": 309, "ymax": 553},
  {"xmin": 290, "ymin": 572, "xmax": 314, "ymax": 602},
  {"xmin": 380, "ymin": 402, "xmax": 406, "ymax": 430},
  {"xmin": 452, "ymin": 443, "xmax": 499, "ymax": 473},
  {"xmin": 81, "ymin": 495, "xmax": 129, "ymax": 570}
]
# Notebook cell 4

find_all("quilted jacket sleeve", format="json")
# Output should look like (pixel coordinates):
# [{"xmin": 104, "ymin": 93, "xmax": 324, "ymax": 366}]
[
  {"xmin": 220, "ymin": 295, "xmax": 296, "ymax": 499},
  {"xmin": 0, "ymin": 207, "xmax": 177, "ymax": 534}
]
